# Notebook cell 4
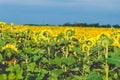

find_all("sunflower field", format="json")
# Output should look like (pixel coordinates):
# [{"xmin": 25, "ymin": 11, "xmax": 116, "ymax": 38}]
[{"xmin": 0, "ymin": 22, "xmax": 120, "ymax": 80}]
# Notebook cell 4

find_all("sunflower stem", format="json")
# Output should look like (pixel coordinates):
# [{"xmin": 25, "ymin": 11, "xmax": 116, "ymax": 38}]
[{"xmin": 105, "ymin": 45, "xmax": 109, "ymax": 80}]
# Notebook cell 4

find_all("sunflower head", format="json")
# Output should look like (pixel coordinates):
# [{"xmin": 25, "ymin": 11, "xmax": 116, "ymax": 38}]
[
  {"xmin": 2, "ymin": 44, "xmax": 18, "ymax": 52},
  {"xmin": 23, "ymin": 29, "xmax": 33, "ymax": 37},
  {"xmin": 2, "ymin": 48, "xmax": 16, "ymax": 60},
  {"xmin": 66, "ymin": 29, "xmax": 75, "ymax": 37},
  {"xmin": 85, "ymin": 39, "xmax": 94, "ymax": 47},
  {"xmin": 116, "ymin": 34, "xmax": 120, "ymax": 48},
  {"xmin": 79, "ymin": 34, "xmax": 87, "ymax": 43},
  {"xmin": 0, "ymin": 22, "xmax": 6, "ymax": 28},
  {"xmin": 43, "ymin": 31, "xmax": 50, "ymax": 38},
  {"xmin": 101, "ymin": 39, "xmax": 109, "ymax": 47},
  {"xmin": 96, "ymin": 39, "xmax": 102, "ymax": 46},
  {"xmin": 82, "ymin": 44, "xmax": 91, "ymax": 52},
  {"xmin": 10, "ymin": 22, "xmax": 14, "ymax": 27},
  {"xmin": 2, "ymin": 44, "xmax": 18, "ymax": 64},
  {"xmin": 99, "ymin": 33, "xmax": 109, "ymax": 40}
]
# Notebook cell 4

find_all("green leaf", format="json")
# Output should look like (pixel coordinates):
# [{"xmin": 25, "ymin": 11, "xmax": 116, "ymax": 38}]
[
  {"xmin": 72, "ymin": 47, "xmax": 82, "ymax": 54},
  {"xmin": 70, "ymin": 67, "xmax": 80, "ymax": 71},
  {"xmin": 36, "ymin": 74, "xmax": 44, "ymax": 80},
  {"xmin": 48, "ymin": 69, "xmax": 64, "ymax": 80},
  {"xmin": 23, "ymin": 47, "xmax": 33, "ymax": 54},
  {"xmin": 32, "ymin": 55, "xmax": 40, "ymax": 61},
  {"xmin": 6, "ymin": 65, "xmax": 14, "ymax": 72},
  {"xmin": 50, "ymin": 39, "xmax": 56, "ymax": 46},
  {"xmin": 86, "ymin": 72, "xmax": 102, "ymax": 80},
  {"xmin": 41, "ymin": 69, "xmax": 48, "ymax": 74},
  {"xmin": 73, "ymin": 75, "xmax": 81, "ymax": 80},
  {"xmin": 16, "ymin": 70, "xmax": 23, "ymax": 79},
  {"xmin": 41, "ymin": 57, "xmax": 49, "ymax": 63},
  {"xmin": 0, "ymin": 54, "xmax": 3, "ymax": 62},
  {"xmin": 34, "ymin": 68, "xmax": 40, "ymax": 73},
  {"xmin": 32, "ymin": 48, "xmax": 41, "ymax": 54},
  {"xmin": 114, "ymin": 47, "xmax": 120, "ymax": 56},
  {"xmin": 35, "ymin": 69, "xmax": 48, "ymax": 80},
  {"xmin": 49, "ymin": 57, "xmax": 62, "ymax": 66},
  {"xmin": 114, "ymin": 73, "xmax": 118, "ymax": 79},
  {"xmin": 0, "ymin": 74, "xmax": 7, "ymax": 80},
  {"xmin": 25, "ymin": 73, "xmax": 36, "ymax": 80},
  {"xmin": 14, "ymin": 64, "xmax": 23, "ymax": 79},
  {"xmin": 27, "ymin": 62, "xmax": 36, "ymax": 72},
  {"xmin": 107, "ymin": 56, "xmax": 120, "ymax": 67},
  {"xmin": 91, "ymin": 46, "xmax": 103, "ymax": 52},
  {"xmin": 8, "ymin": 72, "xmax": 16, "ymax": 80},
  {"xmin": 42, "ymin": 40, "xmax": 49, "ymax": 47},
  {"xmin": 62, "ymin": 57, "xmax": 76, "ymax": 66},
  {"xmin": 51, "ymin": 69, "xmax": 64, "ymax": 76},
  {"xmin": 0, "ymin": 39, "xmax": 5, "ymax": 46},
  {"xmin": 39, "ymin": 49, "xmax": 46, "ymax": 54}
]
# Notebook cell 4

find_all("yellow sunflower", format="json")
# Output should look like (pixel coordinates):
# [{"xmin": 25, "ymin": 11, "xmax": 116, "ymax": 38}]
[
  {"xmin": 79, "ymin": 34, "xmax": 87, "ymax": 43},
  {"xmin": 82, "ymin": 44, "xmax": 91, "ymax": 52},
  {"xmin": 86, "ymin": 38, "xmax": 95, "ymax": 48},
  {"xmin": 0, "ymin": 22, "xmax": 6, "ymax": 28},
  {"xmin": 2, "ymin": 44, "xmax": 18, "ymax": 64},
  {"xmin": 116, "ymin": 34, "xmax": 120, "ymax": 48},
  {"xmin": 2, "ymin": 44, "xmax": 18, "ymax": 52},
  {"xmin": 40, "ymin": 30, "xmax": 51, "ymax": 40},
  {"xmin": 64, "ymin": 28, "xmax": 75, "ymax": 39}
]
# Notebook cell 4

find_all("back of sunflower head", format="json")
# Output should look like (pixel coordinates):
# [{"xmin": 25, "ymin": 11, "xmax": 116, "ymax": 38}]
[{"xmin": 0, "ymin": 21, "xmax": 6, "ymax": 28}]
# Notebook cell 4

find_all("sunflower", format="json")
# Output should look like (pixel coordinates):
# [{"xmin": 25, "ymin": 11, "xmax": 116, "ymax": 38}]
[
  {"xmin": 0, "ymin": 22, "xmax": 6, "ymax": 28},
  {"xmin": 31, "ymin": 33, "xmax": 38, "ymax": 43},
  {"xmin": 40, "ymin": 30, "xmax": 51, "ymax": 40},
  {"xmin": 2, "ymin": 44, "xmax": 18, "ymax": 64},
  {"xmin": 116, "ymin": 34, "xmax": 120, "ymax": 48},
  {"xmin": 2, "ymin": 44, "xmax": 18, "ymax": 52},
  {"xmin": 82, "ymin": 44, "xmax": 91, "ymax": 52},
  {"xmin": 99, "ymin": 33, "xmax": 110, "ymax": 40},
  {"xmin": 64, "ymin": 28, "xmax": 75, "ymax": 39},
  {"xmin": 79, "ymin": 34, "xmax": 87, "ymax": 43},
  {"xmin": 85, "ymin": 38, "xmax": 95, "ymax": 48}
]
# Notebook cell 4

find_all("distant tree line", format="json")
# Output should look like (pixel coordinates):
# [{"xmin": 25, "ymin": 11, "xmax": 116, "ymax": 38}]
[
  {"xmin": 62, "ymin": 22, "xmax": 120, "ymax": 28},
  {"xmin": 23, "ymin": 22, "xmax": 120, "ymax": 28}
]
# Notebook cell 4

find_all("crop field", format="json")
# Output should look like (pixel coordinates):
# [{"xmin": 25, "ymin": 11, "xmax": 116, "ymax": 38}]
[{"xmin": 0, "ymin": 22, "xmax": 120, "ymax": 80}]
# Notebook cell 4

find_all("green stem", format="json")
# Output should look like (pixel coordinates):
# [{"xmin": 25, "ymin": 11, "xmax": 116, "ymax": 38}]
[
  {"xmin": 25, "ymin": 54, "xmax": 28, "ymax": 64},
  {"xmin": 48, "ymin": 37, "xmax": 50, "ymax": 55},
  {"xmin": 105, "ymin": 45, "xmax": 109, "ymax": 80},
  {"xmin": 66, "ymin": 46, "xmax": 69, "ymax": 58},
  {"xmin": 98, "ymin": 51, "xmax": 100, "ymax": 58},
  {"xmin": 47, "ymin": 47, "xmax": 50, "ymax": 55},
  {"xmin": 66, "ymin": 34, "xmax": 69, "ymax": 58}
]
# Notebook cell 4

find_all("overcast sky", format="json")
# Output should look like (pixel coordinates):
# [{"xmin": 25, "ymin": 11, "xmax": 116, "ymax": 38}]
[{"xmin": 0, "ymin": 0, "xmax": 120, "ymax": 25}]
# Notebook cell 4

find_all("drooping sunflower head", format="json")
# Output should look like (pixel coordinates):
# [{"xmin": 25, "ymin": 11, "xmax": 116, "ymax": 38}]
[
  {"xmin": 1, "ymin": 44, "xmax": 18, "ymax": 64},
  {"xmin": 0, "ymin": 22, "xmax": 6, "ymax": 28},
  {"xmin": 99, "ymin": 33, "xmax": 110, "ymax": 40},
  {"xmin": 79, "ymin": 34, "xmax": 87, "ymax": 43},
  {"xmin": 2, "ymin": 48, "xmax": 16, "ymax": 61},
  {"xmin": 43, "ymin": 31, "xmax": 50, "ymax": 37},
  {"xmin": 22, "ymin": 29, "xmax": 33, "ymax": 38},
  {"xmin": 2, "ymin": 44, "xmax": 18, "ymax": 52},
  {"xmin": 85, "ymin": 39, "xmax": 94, "ymax": 47},
  {"xmin": 41, "ymin": 30, "xmax": 51, "ymax": 40},
  {"xmin": 66, "ymin": 29, "xmax": 75, "ymax": 37},
  {"xmin": 96, "ymin": 39, "xmax": 102, "ymax": 46},
  {"xmin": 82, "ymin": 43, "xmax": 91, "ymax": 52}
]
